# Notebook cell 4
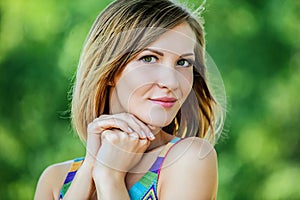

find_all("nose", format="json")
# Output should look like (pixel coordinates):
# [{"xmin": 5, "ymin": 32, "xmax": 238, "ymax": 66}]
[{"xmin": 156, "ymin": 64, "xmax": 179, "ymax": 91}]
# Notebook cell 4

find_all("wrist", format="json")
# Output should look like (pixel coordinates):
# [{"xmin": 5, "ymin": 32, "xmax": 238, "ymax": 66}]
[
  {"xmin": 93, "ymin": 161, "xmax": 126, "ymax": 180},
  {"xmin": 81, "ymin": 158, "xmax": 95, "ymax": 169},
  {"xmin": 93, "ymin": 165, "xmax": 128, "ymax": 200}
]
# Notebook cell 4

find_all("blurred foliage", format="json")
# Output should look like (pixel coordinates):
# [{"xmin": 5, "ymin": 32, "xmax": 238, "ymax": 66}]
[{"xmin": 0, "ymin": 0, "xmax": 299, "ymax": 199}]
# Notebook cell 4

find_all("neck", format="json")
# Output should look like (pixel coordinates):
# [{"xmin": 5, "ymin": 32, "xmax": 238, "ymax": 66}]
[{"xmin": 145, "ymin": 129, "xmax": 175, "ymax": 153}]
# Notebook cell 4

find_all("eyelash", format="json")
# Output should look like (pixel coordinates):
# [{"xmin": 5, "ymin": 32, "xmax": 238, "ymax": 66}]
[
  {"xmin": 139, "ymin": 55, "xmax": 158, "ymax": 63},
  {"xmin": 177, "ymin": 59, "xmax": 194, "ymax": 68},
  {"xmin": 138, "ymin": 55, "xmax": 194, "ymax": 68}
]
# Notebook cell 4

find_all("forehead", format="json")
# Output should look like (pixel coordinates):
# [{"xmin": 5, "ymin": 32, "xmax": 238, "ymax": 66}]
[{"xmin": 147, "ymin": 23, "xmax": 196, "ymax": 55}]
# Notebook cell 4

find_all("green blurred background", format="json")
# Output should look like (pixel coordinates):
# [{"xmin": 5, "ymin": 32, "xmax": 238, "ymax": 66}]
[{"xmin": 0, "ymin": 0, "xmax": 299, "ymax": 199}]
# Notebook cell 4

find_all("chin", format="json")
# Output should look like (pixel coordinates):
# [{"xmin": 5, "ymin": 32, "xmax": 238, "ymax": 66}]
[
  {"xmin": 142, "ymin": 115, "xmax": 174, "ymax": 128},
  {"xmin": 132, "ymin": 106, "xmax": 178, "ymax": 127}
]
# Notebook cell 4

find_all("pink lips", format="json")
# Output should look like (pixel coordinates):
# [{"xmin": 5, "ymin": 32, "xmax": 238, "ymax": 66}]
[{"xmin": 149, "ymin": 97, "xmax": 177, "ymax": 108}]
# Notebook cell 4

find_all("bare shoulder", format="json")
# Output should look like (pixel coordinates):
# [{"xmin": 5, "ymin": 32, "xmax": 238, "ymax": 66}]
[
  {"xmin": 163, "ymin": 137, "xmax": 217, "ymax": 168},
  {"xmin": 158, "ymin": 137, "xmax": 218, "ymax": 200},
  {"xmin": 180, "ymin": 137, "xmax": 217, "ymax": 160},
  {"xmin": 34, "ymin": 160, "xmax": 73, "ymax": 200}
]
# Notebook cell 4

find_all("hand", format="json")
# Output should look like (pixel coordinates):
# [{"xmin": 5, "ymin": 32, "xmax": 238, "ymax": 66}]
[
  {"xmin": 85, "ymin": 113, "xmax": 155, "ymax": 168},
  {"xmin": 93, "ymin": 129, "xmax": 150, "ymax": 177}
]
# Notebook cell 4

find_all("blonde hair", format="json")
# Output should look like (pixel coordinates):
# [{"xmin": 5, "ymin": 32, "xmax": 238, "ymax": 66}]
[{"xmin": 71, "ymin": 0, "xmax": 220, "ymax": 144}]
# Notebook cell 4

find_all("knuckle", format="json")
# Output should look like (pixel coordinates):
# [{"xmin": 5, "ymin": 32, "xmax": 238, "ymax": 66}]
[
  {"xmin": 99, "ymin": 114, "xmax": 108, "ymax": 119},
  {"xmin": 87, "ymin": 123, "xmax": 96, "ymax": 133},
  {"xmin": 102, "ymin": 130, "xmax": 114, "ymax": 137},
  {"xmin": 103, "ymin": 131, "xmax": 118, "ymax": 143},
  {"xmin": 115, "ymin": 119, "xmax": 124, "ymax": 127},
  {"xmin": 119, "ymin": 131, "xmax": 128, "ymax": 139},
  {"xmin": 87, "ymin": 123, "xmax": 92, "ymax": 130},
  {"xmin": 101, "ymin": 130, "xmax": 109, "ymax": 138},
  {"xmin": 109, "ymin": 117, "xmax": 117, "ymax": 125},
  {"xmin": 139, "ymin": 139, "xmax": 149, "ymax": 146}
]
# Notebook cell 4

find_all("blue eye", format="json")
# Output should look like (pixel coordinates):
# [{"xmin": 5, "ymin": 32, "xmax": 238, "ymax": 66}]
[
  {"xmin": 177, "ymin": 59, "xmax": 193, "ymax": 67},
  {"xmin": 140, "ymin": 56, "xmax": 157, "ymax": 63}
]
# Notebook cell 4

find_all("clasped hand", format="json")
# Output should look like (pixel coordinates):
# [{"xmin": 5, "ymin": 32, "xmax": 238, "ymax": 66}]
[{"xmin": 85, "ymin": 113, "xmax": 155, "ymax": 178}]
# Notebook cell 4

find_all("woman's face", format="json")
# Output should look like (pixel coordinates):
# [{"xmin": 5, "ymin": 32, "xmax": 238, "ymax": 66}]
[{"xmin": 110, "ymin": 22, "xmax": 196, "ymax": 127}]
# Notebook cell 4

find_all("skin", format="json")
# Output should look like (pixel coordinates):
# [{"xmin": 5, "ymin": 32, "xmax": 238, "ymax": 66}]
[{"xmin": 34, "ymin": 22, "xmax": 218, "ymax": 200}]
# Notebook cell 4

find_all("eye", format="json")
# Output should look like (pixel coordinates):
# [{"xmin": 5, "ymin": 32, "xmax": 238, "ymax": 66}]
[
  {"xmin": 177, "ymin": 59, "xmax": 194, "ymax": 68},
  {"xmin": 139, "ymin": 55, "xmax": 158, "ymax": 63}
]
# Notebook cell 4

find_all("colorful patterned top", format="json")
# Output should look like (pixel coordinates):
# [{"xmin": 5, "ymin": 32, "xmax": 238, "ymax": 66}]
[
  {"xmin": 128, "ymin": 137, "xmax": 182, "ymax": 200},
  {"xmin": 59, "ymin": 137, "xmax": 182, "ymax": 200},
  {"xmin": 59, "ymin": 157, "xmax": 84, "ymax": 199}
]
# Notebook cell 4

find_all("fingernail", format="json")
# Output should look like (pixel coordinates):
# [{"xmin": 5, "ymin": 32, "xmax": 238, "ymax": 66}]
[
  {"xmin": 141, "ymin": 130, "xmax": 146, "ymax": 138},
  {"xmin": 149, "ymin": 133, "xmax": 155, "ymax": 139},
  {"xmin": 128, "ymin": 127, "xmax": 133, "ymax": 133}
]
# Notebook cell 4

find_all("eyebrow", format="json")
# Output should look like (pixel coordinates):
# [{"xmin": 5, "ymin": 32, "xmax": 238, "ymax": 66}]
[{"xmin": 144, "ymin": 48, "xmax": 194, "ymax": 57}]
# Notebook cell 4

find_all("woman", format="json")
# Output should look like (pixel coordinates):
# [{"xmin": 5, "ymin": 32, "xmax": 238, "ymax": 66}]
[{"xmin": 35, "ymin": 0, "xmax": 224, "ymax": 199}]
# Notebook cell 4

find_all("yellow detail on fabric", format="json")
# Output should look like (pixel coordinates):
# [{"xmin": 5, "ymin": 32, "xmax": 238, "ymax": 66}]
[
  {"xmin": 142, "ymin": 187, "xmax": 158, "ymax": 200},
  {"xmin": 159, "ymin": 143, "xmax": 173, "ymax": 157},
  {"xmin": 70, "ymin": 160, "xmax": 83, "ymax": 172}
]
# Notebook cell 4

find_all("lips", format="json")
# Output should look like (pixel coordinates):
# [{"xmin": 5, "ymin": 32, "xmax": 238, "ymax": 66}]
[{"xmin": 149, "ymin": 97, "xmax": 177, "ymax": 108}]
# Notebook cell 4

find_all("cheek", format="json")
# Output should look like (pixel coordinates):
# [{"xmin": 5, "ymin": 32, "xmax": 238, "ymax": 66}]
[
  {"xmin": 117, "ymin": 64, "xmax": 158, "ymax": 91},
  {"xmin": 178, "ymin": 69, "xmax": 193, "ymax": 99},
  {"xmin": 114, "ymin": 67, "xmax": 152, "ymax": 107}
]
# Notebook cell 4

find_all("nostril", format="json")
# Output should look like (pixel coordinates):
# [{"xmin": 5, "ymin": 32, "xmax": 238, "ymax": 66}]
[{"xmin": 155, "ymin": 65, "xmax": 181, "ymax": 90}]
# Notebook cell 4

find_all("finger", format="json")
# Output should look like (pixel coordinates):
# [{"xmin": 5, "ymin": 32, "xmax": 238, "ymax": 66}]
[
  {"xmin": 126, "ymin": 114, "xmax": 155, "ymax": 140},
  {"xmin": 91, "ymin": 116, "xmax": 133, "ymax": 134},
  {"xmin": 128, "ymin": 132, "xmax": 139, "ymax": 139},
  {"xmin": 86, "ymin": 124, "xmax": 102, "ymax": 160},
  {"xmin": 101, "ymin": 130, "xmax": 119, "ymax": 143},
  {"xmin": 117, "ymin": 113, "xmax": 147, "ymax": 139},
  {"xmin": 148, "ymin": 125, "xmax": 156, "ymax": 130},
  {"xmin": 137, "ymin": 138, "xmax": 151, "ymax": 153}
]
